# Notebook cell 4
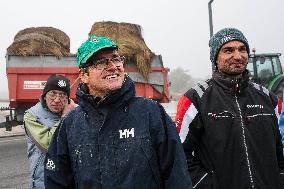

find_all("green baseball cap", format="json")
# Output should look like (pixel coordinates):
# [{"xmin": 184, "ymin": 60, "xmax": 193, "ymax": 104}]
[{"xmin": 76, "ymin": 34, "xmax": 118, "ymax": 67}]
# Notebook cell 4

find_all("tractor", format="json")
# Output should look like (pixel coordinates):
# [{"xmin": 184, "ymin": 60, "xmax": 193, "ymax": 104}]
[{"xmin": 247, "ymin": 49, "xmax": 284, "ymax": 100}]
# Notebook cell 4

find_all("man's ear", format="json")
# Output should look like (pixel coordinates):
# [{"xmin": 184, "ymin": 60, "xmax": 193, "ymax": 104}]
[
  {"xmin": 79, "ymin": 68, "xmax": 89, "ymax": 84},
  {"xmin": 215, "ymin": 61, "xmax": 219, "ymax": 70}
]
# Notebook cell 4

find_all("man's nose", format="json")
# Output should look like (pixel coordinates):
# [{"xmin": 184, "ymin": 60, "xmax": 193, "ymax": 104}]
[
  {"xmin": 105, "ymin": 61, "xmax": 117, "ymax": 70},
  {"xmin": 53, "ymin": 95, "xmax": 62, "ymax": 102},
  {"xmin": 233, "ymin": 51, "xmax": 243, "ymax": 59}
]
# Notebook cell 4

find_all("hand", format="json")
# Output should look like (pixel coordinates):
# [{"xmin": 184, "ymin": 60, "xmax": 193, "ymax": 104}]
[{"xmin": 61, "ymin": 99, "xmax": 78, "ymax": 118}]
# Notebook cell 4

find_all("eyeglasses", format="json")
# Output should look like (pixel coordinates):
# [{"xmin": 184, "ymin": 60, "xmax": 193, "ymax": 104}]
[
  {"xmin": 46, "ymin": 90, "xmax": 68, "ymax": 100},
  {"xmin": 89, "ymin": 56, "xmax": 125, "ymax": 70}
]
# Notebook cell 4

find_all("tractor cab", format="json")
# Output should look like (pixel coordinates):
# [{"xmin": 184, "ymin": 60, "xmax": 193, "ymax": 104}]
[{"xmin": 246, "ymin": 49, "xmax": 284, "ymax": 99}]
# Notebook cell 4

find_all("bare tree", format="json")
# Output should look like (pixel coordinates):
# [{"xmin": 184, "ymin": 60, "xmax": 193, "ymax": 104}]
[{"xmin": 169, "ymin": 67, "xmax": 195, "ymax": 100}]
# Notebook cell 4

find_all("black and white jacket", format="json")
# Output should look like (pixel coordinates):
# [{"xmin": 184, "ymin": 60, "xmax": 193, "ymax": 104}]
[{"xmin": 175, "ymin": 70, "xmax": 284, "ymax": 189}]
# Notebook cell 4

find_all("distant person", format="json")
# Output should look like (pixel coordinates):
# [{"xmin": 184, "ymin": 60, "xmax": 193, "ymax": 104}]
[
  {"xmin": 44, "ymin": 35, "xmax": 192, "ymax": 189},
  {"xmin": 24, "ymin": 74, "xmax": 77, "ymax": 189},
  {"xmin": 175, "ymin": 28, "xmax": 284, "ymax": 188},
  {"xmin": 278, "ymin": 96, "xmax": 284, "ymax": 151}
]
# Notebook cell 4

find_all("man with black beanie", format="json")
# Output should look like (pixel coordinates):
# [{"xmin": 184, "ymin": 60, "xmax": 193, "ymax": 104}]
[
  {"xmin": 175, "ymin": 28, "xmax": 284, "ymax": 188},
  {"xmin": 24, "ymin": 74, "xmax": 77, "ymax": 189}
]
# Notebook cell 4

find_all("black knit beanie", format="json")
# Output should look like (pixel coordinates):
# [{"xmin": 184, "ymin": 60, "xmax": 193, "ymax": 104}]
[{"xmin": 42, "ymin": 75, "xmax": 70, "ymax": 98}]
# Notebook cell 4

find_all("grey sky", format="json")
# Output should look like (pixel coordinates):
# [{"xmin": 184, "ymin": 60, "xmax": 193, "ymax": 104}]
[{"xmin": 1, "ymin": 0, "xmax": 284, "ymax": 98}]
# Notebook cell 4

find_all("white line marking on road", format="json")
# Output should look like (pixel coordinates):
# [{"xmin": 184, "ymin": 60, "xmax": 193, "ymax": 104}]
[{"xmin": 0, "ymin": 138, "xmax": 26, "ymax": 144}]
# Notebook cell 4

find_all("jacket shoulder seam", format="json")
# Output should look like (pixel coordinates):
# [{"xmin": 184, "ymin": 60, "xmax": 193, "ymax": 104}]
[
  {"xmin": 251, "ymin": 82, "xmax": 269, "ymax": 96},
  {"xmin": 192, "ymin": 80, "xmax": 210, "ymax": 98}
]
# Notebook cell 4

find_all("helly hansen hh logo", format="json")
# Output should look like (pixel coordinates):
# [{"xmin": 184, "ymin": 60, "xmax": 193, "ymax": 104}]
[
  {"xmin": 57, "ymin": 80, "xmax": 67, "ymax": 88},
  {"xmin": 46, "ymin": 158, "xmax": 55, "ymax": 171},
  {"xmin": 119, "ymin": 128, "xmax": 134, "ymax": 139}
]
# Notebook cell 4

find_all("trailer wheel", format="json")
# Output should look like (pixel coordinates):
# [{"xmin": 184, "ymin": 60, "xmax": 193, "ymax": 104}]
[{"xmin": 5, "ymin": 115, "xmax": 12, "ymax": 131}]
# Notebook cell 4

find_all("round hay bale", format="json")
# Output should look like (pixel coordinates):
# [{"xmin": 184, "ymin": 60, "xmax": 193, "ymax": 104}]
[
  {"xmin": 14, "ymin": 27, "xmax": 70, "ymax": 52},
  {"xmin": 7, "ymin": 33, "xmax": 69, "ymax": 57},
  {"xmin": 89, "ymin": 21, "xmax": 154, "ymax": 80}
]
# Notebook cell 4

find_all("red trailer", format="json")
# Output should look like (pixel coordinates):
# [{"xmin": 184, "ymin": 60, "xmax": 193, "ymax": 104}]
[{"xmin": 6, "ymin": 54, "xmax": 170, "ymax": 123}]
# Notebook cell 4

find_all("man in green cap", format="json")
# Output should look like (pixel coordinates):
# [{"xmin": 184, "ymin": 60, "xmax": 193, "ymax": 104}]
[{"xmin": 44, "ymin": 35, "xmax": 192, "ymax": 189}]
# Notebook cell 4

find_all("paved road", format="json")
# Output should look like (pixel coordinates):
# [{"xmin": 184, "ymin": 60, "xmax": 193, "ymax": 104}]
[{"xmin": 0, "ymin": 135, "xmax": 29, "ymax": 189}]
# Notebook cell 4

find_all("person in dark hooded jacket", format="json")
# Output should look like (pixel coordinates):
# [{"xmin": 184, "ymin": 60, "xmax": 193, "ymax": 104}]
[
  {"xmin": 175, "ymin": 28, "xmax": 284, "ymax": 189},
  {"xmin": 44, "ymin": 35, "xmax": 192, "ymax": 189}
]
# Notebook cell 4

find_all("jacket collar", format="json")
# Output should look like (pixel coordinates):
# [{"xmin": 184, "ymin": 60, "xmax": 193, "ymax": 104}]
[
  {"xmin": 212, "ymin": 70, "xmax": 250, "ymax": 94},
  {"xmin": 76, "ymin": 74, "xmax": 135, "ymax": 109}
]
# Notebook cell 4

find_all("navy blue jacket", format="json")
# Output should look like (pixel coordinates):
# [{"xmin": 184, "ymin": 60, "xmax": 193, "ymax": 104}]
[{"xmin": 44, "ymin": 76, "xmax": 192, "ymax": 189}]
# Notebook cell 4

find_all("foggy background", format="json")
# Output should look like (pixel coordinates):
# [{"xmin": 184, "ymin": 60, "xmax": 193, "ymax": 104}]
[{"xmin": 1, "ymin": 0, "xmax": 284, "ymax": 99}]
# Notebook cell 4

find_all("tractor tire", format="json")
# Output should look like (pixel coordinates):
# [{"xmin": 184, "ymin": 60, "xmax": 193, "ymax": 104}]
[{"xmin": 272, "ymin": 80, "xmax": 284, "ymax": 101}]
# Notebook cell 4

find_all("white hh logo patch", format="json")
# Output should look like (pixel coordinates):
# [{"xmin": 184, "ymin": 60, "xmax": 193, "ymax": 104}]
[
  {"xmin": 119, "ymin": 128, "xmax": 135, "ymax": 139},
  {"xmin": 46, "ymin": 158, "xmax": 56, "ymax": 171},
  {"xmin": 58, "ymin": 80, "xmax": 66, "ymax": 87}
]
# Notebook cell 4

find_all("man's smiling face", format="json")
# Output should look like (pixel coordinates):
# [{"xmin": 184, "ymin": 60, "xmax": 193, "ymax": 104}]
[
  {"xmin": 216, "ymin": 40, "xmax": 249, "ymax": 76},
  {"xmin": 80, "ymin": 49, "xmax": 125, "ymax": 97}
]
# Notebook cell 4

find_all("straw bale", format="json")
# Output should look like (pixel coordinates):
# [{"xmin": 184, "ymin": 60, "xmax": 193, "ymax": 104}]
[
  {"xmin": 7, "ymin": 33, "xmax": 69, "ymax": 57},
  {"xmin": 14, "ymin": 27, "xmax": 70, "ymax": 52},
  {"xmin": 89, "ymin": 21, "xmax": 154, "ymax": 80}
]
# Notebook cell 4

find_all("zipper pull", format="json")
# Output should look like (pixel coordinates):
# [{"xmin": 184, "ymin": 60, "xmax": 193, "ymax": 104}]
[
  {"xmin": 235, "ymin": 83, "xmax": 238, "ymax": 92},
  {"xmin": 235, "ymin": 81, "xmax": 241, "ymax": 94}
]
